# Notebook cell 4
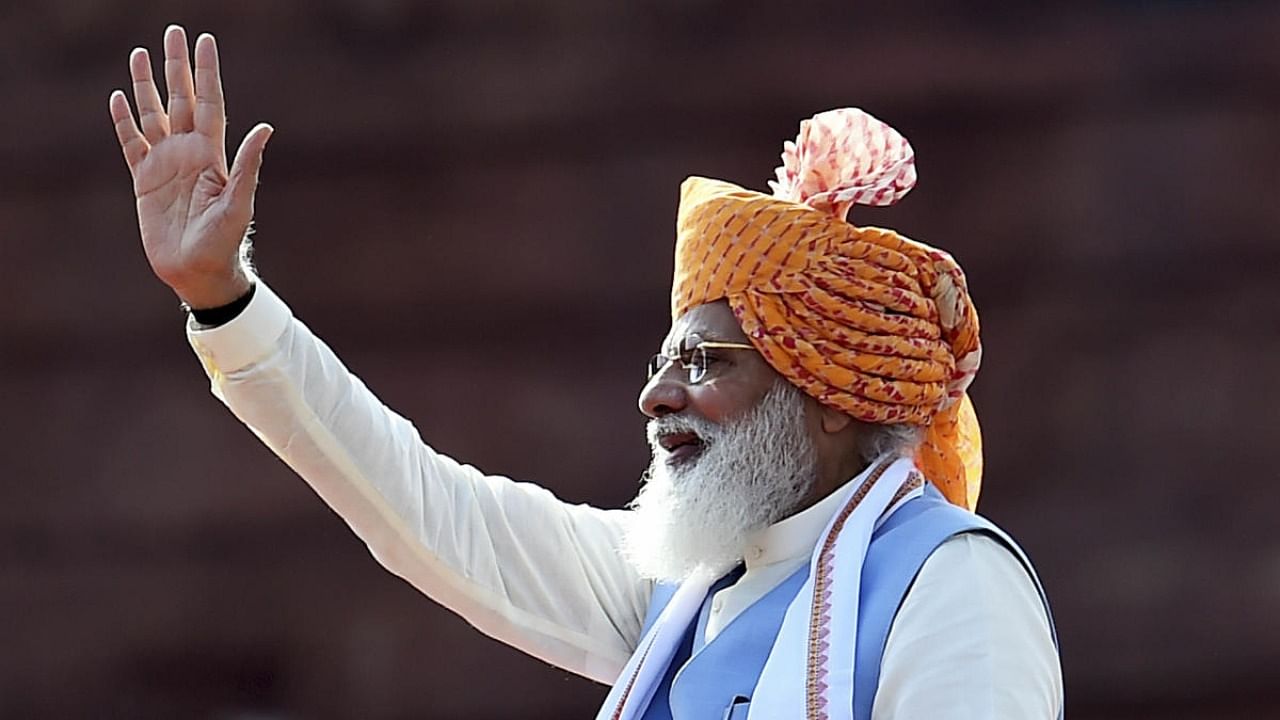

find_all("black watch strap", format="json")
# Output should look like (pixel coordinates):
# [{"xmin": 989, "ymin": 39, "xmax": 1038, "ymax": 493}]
[{"xmin": 189, "ymin": 284, "xmax": 256, "ymax": 327}]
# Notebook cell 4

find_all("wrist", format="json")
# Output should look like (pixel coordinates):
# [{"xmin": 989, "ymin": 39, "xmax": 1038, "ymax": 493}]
[
  {"xmin": 175, "ymin": 267, "xmax": 253, "ymax": 311},
  {"xmin": 171, "ymin": 234, "xmax": 257, "ymax": 310}
]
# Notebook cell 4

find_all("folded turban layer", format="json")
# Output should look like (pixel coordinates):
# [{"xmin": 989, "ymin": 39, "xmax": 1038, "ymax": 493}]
[{"xmin": 671, "ymin": 108, "xmax": 983, "ymax": 509}]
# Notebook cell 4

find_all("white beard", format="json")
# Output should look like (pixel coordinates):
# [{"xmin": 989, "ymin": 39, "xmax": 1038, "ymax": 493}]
[{"xmin": 622, "ymin": 380, "xmax": 820, "ymax": 583}]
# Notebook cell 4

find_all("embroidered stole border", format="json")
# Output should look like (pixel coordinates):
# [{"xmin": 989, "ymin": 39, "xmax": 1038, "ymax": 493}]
[{"xmin": 804, "ymin": 461, "xmax": 924, "ymax": 719}]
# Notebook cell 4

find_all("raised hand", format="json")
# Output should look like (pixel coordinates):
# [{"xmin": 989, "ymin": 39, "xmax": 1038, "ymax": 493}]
[{"xmin": 109, "ymin": 25, "xmax": 272, "ymax": 309}]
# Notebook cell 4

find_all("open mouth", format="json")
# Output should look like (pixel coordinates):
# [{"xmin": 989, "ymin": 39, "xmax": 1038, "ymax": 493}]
[{"xmin": 657, "ymin": 430, "xmax": 705, "ymax": 465}]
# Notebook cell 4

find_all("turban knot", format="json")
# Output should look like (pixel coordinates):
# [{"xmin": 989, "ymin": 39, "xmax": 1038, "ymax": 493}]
[{"xmin": 671, "ymin": 108, "xmax": 983, "ymax": 509}]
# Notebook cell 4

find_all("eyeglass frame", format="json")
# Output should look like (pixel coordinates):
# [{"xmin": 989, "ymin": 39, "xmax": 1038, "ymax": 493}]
[{"xmin": 646, "ymin": 334, "xmax": 757, "ymax": 385}]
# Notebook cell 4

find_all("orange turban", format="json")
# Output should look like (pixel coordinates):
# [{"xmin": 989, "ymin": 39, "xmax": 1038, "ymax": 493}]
[{"xmin": 671, "ymin": 108, "xmax": 983, "ymax": 509}]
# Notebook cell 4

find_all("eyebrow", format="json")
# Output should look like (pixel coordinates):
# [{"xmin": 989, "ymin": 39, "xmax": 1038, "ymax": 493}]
[{"xmin": 664, "ymin": 332, "xmax": 735, "ymax": 352}]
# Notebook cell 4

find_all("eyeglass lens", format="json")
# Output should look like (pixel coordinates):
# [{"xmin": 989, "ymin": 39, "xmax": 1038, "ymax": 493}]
[{"xmin": 645, "ymin": 343, "xmax": 709, "ymax": 384}]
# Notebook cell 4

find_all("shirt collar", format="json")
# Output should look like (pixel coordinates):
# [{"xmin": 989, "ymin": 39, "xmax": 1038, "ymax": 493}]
[{"xmin": 740, "ymin": 463, "xmax": 873, "ymax": 571}]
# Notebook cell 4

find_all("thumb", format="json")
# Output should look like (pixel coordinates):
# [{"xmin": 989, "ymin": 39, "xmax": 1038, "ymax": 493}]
[{"xmin": 227, "ymin": 123, "xmax": 274, "ymax": 208}]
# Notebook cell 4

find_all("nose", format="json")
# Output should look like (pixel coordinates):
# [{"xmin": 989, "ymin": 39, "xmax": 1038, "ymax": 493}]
[{"xmin": 638, "ymin": 366, "xmax": 689, "ymax": 418}]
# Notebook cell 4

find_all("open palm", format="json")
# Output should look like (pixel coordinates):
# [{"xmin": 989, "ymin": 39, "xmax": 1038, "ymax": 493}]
[{"xmin": 109, "ymin": 25, "xmax": 272, "ymax": 309}]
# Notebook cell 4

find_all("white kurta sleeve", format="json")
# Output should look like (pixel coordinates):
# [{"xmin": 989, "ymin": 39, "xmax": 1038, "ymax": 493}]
[
  {"xmin": 871, "ymin": 533, "xmax": 1064, "ymax": 720},
  {"xmin": 186, "ymin": 281, "xmax": 649, "ymax": 684}
]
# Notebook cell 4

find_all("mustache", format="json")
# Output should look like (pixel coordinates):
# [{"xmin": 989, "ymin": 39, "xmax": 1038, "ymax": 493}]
[{"xmin": 646, "ymin": 413, "xmax": 721, "ymax": 450}]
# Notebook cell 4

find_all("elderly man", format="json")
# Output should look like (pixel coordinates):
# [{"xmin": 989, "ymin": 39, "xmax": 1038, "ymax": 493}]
[{"xmin": 109, "ymin": 25, "xmax": 1063, "ymax": 720}]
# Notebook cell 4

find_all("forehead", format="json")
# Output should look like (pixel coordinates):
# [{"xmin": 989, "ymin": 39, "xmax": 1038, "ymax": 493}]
[{"xmin": 663, "ymin": 300, "xmax": 749, "ymax": 348}]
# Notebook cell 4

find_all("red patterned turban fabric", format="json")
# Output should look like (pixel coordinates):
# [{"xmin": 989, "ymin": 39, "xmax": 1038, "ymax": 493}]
[{"xmin": 671, "ymin": 108, "xmax": 984, "ymax": 509}]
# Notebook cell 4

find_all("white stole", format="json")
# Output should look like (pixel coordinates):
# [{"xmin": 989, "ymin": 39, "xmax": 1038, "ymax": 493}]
[
  {"xmin": 747, "ymin": 457, "xmax": 922, "ymax": 719},
  {"xmin": 595, "ymin": 571, "xmax": 713, "ymax": 720}
]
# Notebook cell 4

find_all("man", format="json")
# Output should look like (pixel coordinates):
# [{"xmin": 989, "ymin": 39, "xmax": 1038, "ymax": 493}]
[{"xmin": 109, "ymin": 25, "xmax": 1063, "ymax": 719}]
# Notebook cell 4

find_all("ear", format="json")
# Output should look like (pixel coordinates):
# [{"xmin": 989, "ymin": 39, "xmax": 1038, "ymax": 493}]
[{"xmin": 818, "ymin": 403, "xmax": 853, "ymax": 434}]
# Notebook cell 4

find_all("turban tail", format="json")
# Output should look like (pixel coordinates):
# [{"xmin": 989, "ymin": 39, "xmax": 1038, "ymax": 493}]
[{"xmin": 671, "ymin": 109, "xmax": 983, "ymax": 509}]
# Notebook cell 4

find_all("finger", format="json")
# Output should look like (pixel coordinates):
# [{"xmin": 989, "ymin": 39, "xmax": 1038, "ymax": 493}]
[
  {"xmin": 163, "ymin": 25, "xmax": 196, "ymax": 133},
  {"xmin": 193, "ymin": 33, "xmax": 226, "ymax": 148},
  {"xmin": 226, "ymin": 123, "xmax": 274, "ymax": 208},
  {"xmin": 128, "ymin": 47, "xmax": 169, "ymax": 141},
  {"xmin": 109, "ymin": 90, "xmax": 149, "ymax": 169}
]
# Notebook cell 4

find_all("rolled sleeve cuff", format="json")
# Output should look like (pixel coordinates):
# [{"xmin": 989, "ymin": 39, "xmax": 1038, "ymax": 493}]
[{"xmin": 186, "ymin": 280, "xmax": 292, "ymax": 375}]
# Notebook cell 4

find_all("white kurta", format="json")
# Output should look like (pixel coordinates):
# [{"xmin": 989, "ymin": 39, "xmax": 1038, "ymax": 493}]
[{"xmin": 187, "ymin": 281, "xmax": 1063, "ymax": 719}]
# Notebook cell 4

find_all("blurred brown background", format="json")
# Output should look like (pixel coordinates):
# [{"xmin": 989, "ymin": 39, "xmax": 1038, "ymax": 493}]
[{"xmin": 2, "ymin": 0, "xmax": 1278, "ymax": 718}]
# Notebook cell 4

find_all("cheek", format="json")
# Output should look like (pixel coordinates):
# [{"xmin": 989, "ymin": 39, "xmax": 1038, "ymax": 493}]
[{"xmin": 686, "ymin": 378, "xmax": 766, "ymax": 424}]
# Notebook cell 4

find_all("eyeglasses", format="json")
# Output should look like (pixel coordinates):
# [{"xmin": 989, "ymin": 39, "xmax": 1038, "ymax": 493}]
[{"xmin": 646, "ymin": 334, "xmax": 756, "ymax": 385}]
